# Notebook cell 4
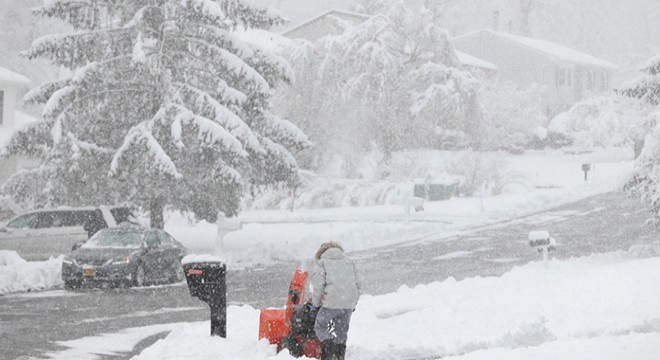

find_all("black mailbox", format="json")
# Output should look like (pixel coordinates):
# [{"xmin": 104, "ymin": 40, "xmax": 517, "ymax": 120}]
[
  {"xmin": 183, "ymin": 261, "xmax": 227, "ymax": 337},
  {"xmin": 582, "ymin": 163, "xmax": 591, "ymax": 181}
]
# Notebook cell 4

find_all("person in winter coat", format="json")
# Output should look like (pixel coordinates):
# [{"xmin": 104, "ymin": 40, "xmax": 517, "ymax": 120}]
[
  {"xmin": 310, "ymin": 242, "xmax": 360, "ymax": 360},
  {"xmin": 83, "ymin": 209, "xmax": 107, "ymax": 239}
]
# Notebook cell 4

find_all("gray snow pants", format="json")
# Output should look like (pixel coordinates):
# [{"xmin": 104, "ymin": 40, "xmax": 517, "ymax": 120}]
[{"xmin": 314, "ymin": 307, "xmax": 353, "ymax": 343}]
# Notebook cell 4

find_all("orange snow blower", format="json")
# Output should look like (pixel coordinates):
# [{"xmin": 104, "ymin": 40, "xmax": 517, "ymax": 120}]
[{"xmin": 258, "ymin": 270, "xmax": 323, "ymax": 358}]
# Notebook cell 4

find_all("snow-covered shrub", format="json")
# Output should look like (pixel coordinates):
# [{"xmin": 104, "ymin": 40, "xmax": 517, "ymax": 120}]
[
  {"xmin": 479, "ymin": 82, "xmax": 547, "ymax": 152},
  {"xmin": 548, "ymin": 95, "xmax": 647, "ymax": 149},
  {"xmin": 246, "ymin": 176, "xmax": 402, "ymax": 210},
  {"xmin": 447, "ymin": 151, "xmax": 507, "ymax": 196}
]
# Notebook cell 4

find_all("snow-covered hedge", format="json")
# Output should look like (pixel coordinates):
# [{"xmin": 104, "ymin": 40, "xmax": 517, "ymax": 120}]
[
  {"xmin": 245, "ymin": 149, "xmax": 510, "ymax": 210},
  {"xmin": 548, "ymin": 95, "xmax": 647, "ymax": 149}
]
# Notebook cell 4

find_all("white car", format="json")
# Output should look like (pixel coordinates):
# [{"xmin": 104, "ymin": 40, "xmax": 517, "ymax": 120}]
[{"xmin": 0, "ymin": 206, "xmax": 135, "ymax": 261}]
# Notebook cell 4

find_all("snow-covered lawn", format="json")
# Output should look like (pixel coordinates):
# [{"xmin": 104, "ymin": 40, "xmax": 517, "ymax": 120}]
[
  {"xmin": 168, "ymin": 148, "xmax": 635, "ymax": 267},
  {"xmin": 43, "ymin": 252, "xmax": 660, "ymax": 360}
]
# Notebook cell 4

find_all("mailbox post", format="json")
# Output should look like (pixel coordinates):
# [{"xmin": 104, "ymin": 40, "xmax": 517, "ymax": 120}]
[
  {"xmin": 528, "ymin": 230, "xmax": 556, "ymax": 268},
  {"xmin": 582, "ymin": 163, "xmax": 591, "ymax": 181},
  {"xmin": 182, "ymin": 255, "xmax": 227, "ymax": 337}
]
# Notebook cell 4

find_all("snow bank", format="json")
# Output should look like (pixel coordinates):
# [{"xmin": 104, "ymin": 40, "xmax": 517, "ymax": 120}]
[
  {"xmin": 0, "ymin": 250, "xmax": 63, "ymax": 295},
  {"xmin": 349, "ymin": 252, "xmax": 660, "ymax": 358},
  {"xmin": 116, "ymin": 252, "xmax": 660, "ymax": 360},
  {"xmin": 132, "ymin": 306, "xmax": 292, "ymax": 360}
]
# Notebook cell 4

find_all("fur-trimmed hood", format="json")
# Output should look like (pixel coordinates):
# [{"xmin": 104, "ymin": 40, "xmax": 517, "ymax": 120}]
[{"xmin": 315, "ymin": 241, "xmax": 344, "ymax": 261}]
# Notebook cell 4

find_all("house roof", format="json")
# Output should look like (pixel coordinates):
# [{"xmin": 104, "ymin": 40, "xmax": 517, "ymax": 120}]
[
  {"xmin": 281, "ymin": 8, "xmax": 370, "ymax": 38},
  {"xmin": 0, "ymin": 66, "xmax": 31, "ymax": 86},
  {"xmin": 454, "ymin": 29, "xmax": 618, "ymax": 70},
  {"xmin": 455, "ymin": 50, "xmax": 497, "ymax": 71},
  {"xmin": 280, "ymin": 10, "xmax": 496, "ymax": 72}
]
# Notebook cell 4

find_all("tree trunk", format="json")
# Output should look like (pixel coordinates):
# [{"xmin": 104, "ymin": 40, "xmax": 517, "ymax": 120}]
[
  {"xmin": 150, "ymin": 196, "xmax": 165, "ymax": 229},
  {"xmin": 520, "ymin": 0, "xmax": 534, "ymax": 36},
  {"xmin": 634, "ymin": 138, "xmax": 645, "ymax": 159}
]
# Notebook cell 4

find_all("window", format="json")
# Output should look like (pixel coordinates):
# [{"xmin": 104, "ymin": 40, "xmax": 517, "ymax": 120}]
[
  {"xmin": 557, "ymin": 67, "xmax": 573, "ymax": 87},
  {"xmin": 35, "ymin": 212, "xmax": 57, "ymax": 229},
  {"xmin": 6, "ymin": 213, "xmax": 38, "ymax": 229},
  {"xmin": 110, "ymin": 207, "xmax": 135, "ymax": 224},
  {"xmin": 157, "ymin": 230, "xmax": 175, "ymax": 248},
  {"xmin": 145, "ymin": 231, "xmax": 160, "ymax": 248},
  {"xmin": 600, "ymin": 72, "xmax": 608, "ymax": 90},
  {"xmin": 586, "ymin": 71, "xmax": 596, "ymax": 90},
  {"xmin": 557, "ymin": 68, "xmax": 565, "ymax": 86},
  {"xmin": 62, "ymin": 210, "xmax": 93, "ymax": 226},
  {"xmin": 49, "ymin": 212, "xmax": 65, "ymax": 227}
]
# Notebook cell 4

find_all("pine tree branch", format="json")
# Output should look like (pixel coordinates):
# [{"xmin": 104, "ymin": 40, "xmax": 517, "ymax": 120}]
[{"xmin": 183, "ymin": 34, "xmax": 270, "ymax": 93}]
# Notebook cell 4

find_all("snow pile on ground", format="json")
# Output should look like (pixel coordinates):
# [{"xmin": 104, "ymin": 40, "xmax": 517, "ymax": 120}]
[
  {"xmin": 0, "ymin": 250, "xmax": 63, "ymax": 295},
  {"xmin": 95, "ymin": 252, "xmax": 659, "ymax": 359}
]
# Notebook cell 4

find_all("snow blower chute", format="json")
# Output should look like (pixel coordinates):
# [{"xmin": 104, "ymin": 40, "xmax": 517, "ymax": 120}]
[{"xmin": 258, "ymin": 270, "xmax": 323, "ymax": 358}]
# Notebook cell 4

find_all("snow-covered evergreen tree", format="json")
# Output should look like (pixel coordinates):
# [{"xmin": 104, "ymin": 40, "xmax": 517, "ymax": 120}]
[
  {"xmin": 620, "ymin": 55, "xmax": 660, "ymax": 106},
  {"xmin": 622, "ymin": 54, "xmax": 660, "ymax": 223},
  {"xmin": 5, "ymin": 0, "xmax": 309, "ymax": 227}
]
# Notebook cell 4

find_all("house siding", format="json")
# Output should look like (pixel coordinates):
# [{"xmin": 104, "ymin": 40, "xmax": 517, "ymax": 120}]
[
  {"xmin": 0, "ymin": 83, "xmax": 18, "ymax": 127},
  {"xmin": 454, "ymin": 32, "xmax": 561, "ymax": 102},
  {"xmin": 453, "ymin": 31, "xmax": 615, "ymax": 116},
  {"xmin": 0, "ymin": 68, "xmax": 36, "ymax": 187}
]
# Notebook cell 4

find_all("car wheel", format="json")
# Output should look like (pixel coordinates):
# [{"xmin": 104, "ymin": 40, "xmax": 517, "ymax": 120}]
[{"xmin": 132, "ymin": 263, "xmax": 146, "ymax": 287}]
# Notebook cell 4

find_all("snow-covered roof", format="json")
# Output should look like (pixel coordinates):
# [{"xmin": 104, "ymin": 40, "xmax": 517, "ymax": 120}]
[
  {"xmin": 0, "ymin": 66, "xmax": 31, "ymax": 86},
  {"xmin": 454, "ymin": 29, "xmax": 618, "ymax": 70},
  {"xmin": 281, "ymin": 8, "xmax": 370, "ymax": 38},
  {"xmin": 0, "ymin": 111, "xmax": 42, "ymax": 150},
  {"xmin": 235, "ymin": 28, "xmax": 293, "ymax": 52},
  {"xmin": 455, "ymin": 50, "xmax": 497, "ymax": 71}
]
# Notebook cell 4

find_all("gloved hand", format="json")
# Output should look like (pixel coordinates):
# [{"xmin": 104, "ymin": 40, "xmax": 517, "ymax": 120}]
[{"xmin": 307, "ymin": 304, "xmax": 320, "ymax": 311}]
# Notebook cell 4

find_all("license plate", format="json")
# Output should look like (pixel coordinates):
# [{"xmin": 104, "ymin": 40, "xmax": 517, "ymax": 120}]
[{"xmin": 82, "ymin": 268, "xmax": 97, "ymax": 277}]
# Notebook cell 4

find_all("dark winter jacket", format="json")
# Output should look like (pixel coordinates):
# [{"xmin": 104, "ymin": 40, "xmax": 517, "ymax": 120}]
[{"xmin": 310, "ymin": 242, "xmax": 360, "ymax": 310}]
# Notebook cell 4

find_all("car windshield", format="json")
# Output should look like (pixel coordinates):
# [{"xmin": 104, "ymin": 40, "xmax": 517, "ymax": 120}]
[{"xmin": 82, "ymin": 230, "xmax": 144, "ymax": 249}]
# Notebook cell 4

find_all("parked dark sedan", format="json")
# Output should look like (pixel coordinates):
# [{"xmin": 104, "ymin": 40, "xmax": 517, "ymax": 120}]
[{"xmin": 62, "ymin": 226, "xmax": 187, "ymax": 289}]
